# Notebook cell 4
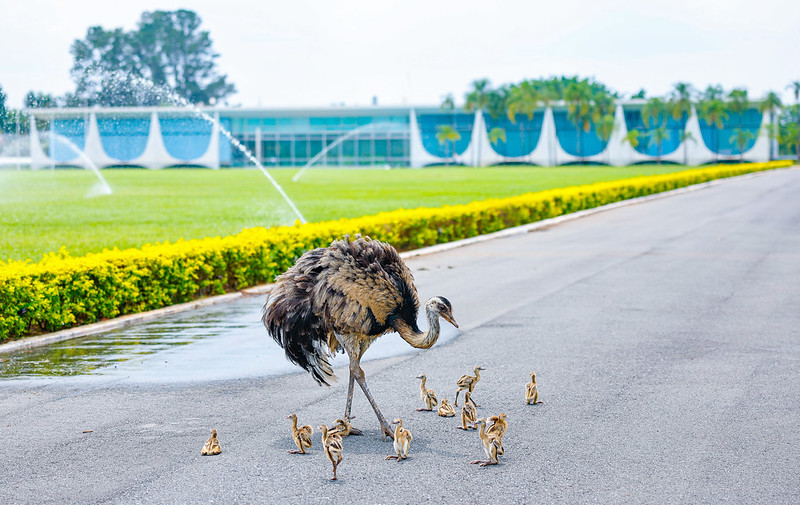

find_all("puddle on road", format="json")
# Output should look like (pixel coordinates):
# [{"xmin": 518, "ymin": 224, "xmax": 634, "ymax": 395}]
[{"xmin": 0, "ymin": 295, "xmax": 458, "ymax": 383}]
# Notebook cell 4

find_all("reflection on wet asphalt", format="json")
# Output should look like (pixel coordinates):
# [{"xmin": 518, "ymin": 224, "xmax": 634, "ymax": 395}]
[{"xmin": 0, "ymin": 295, "xmax": 458, "ymax": 383}]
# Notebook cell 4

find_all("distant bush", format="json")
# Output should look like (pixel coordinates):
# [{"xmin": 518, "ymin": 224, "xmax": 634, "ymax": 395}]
[{"xmin": 0, "ymin": 160, "xmax": 791, "ymax": 341}]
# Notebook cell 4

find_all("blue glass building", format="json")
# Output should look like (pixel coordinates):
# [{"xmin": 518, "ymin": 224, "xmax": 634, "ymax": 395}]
[{"xmin": 28, "ymin": 102, "xmax": 771, "ymax": 169}]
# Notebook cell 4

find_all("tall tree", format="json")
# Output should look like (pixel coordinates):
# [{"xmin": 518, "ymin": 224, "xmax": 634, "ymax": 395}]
[
  {"xmin": 641, "ymin": 97, "xmax": 668, "ymax": 129},
  {"xmin": 622, "ymin": 130, "xmax": 641, "ymax": 149},
  {"xmin": 730, "ymin": 128, "xmax": 755, "ymax": 163},
  {"xmin": 595, "ymin": 113, "xmax": 616, "ymax": 164},
  {"xmin": 564, "ymin": 80, "xmax": 593, "ymax": 158},
  {"xmin": 648, "ymin": 125, "xmax": 670, "ymax": 165},
  {"xmin": 787, "ymin": 80, "xmax": 800, "ymax": 104},
  {"xmin": 0, "ymin": 84, "xmax": 6, "ymax": 132},
  {"xmin": 680, "ymin": 130, "xmax": 696, "ymax": 166},
  {"xmin": 70, "ymin": 9, "xmax": 235, "ymax": 106},
  {"xmin": 464, "ymin": 78, "xmax": 492, "ymax": 166},
  {"xmin": 758, "ymin": 91, "xmax": 782, "ymax": 160},
  {"xmin": 436, "ymin": 124, "xmax": 461, "ymax": 164},
  {"xmin": 698, "ymin": 98, "xmax": 729, "ymax": 162},
  {"xmin": 506, "ymin": 81, "xmax": 541, "ymax": 155},
  {"xmin": 488, "ymin": 127, "xmax": 506, "ymax": 147}
]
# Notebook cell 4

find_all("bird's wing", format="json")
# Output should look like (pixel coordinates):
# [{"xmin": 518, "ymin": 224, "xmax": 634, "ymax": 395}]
[
  {"xmin": 315, "ymin": 238, "xmax": 418, "ymax": 335},
  {"xmin": 456, "ymin": 375, "xmax": 473, "ymax": 387},
  {"xmin": 428, "ymin": 391, "xmax": 438, "ymax": 405}
]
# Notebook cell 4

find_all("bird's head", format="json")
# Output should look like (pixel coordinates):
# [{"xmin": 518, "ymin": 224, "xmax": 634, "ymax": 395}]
[
  {"xmin": 318, "ymin": 424, "xmax": 329, "ymax": 433},
  {"xmin": 498, "ymin": 413, "xmax": 507, "ymax": 421},
  {"xmin": 416, "ymin": 374, "xmax": 427, "ymax": 380},
  {"xmin": 530, "ymin": 371, "xmax": 536, "ymax": 380},
  {"xmin": 426, "ymin": 296, "xmax": 458, "ymax": 328},
  {"xmin": 391, "ymin": 418, "xmax": 402, "ymax": 425},
  {"xmin": 210, "ymin": 429, "xmax": 217, "ymax": 437},
  {"xmin": 475, "ymin": 365, "xmax": 486, "ymax": 373},
  {"xmin": 441, "ymin": 398, "xmax": 450, "ymax": 405},
  {"xmin": 287, "ymin": 413, "xmax": 297, "ymax": 421},
  {"xmin": 475, "ymin": 418, "xmax": 486, "ymax": 427}
]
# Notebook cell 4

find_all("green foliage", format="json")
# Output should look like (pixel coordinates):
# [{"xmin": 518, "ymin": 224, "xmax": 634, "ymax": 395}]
[
  {"xmin": 0, "ymin": 161, "xmax": 790, "ymax": 341},
  {"xmin": 69, "ymin": 9, "xmax": 235, "ymax": 106},
  {"xmin": 488, "ymin": 127, "xmax": 506, "ymax": 146}
]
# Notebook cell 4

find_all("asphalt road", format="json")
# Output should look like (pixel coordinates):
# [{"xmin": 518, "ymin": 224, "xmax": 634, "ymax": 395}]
[{"xmin": 2, "ymin": 168, "xmax": 799, "ymax": 504}]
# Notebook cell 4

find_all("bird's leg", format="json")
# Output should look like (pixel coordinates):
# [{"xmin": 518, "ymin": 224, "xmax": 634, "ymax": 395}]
[
  {"xmin": 352, "ymin": 364, "xmax": 394, "ymax": 440},
  {"xmin": 343, "ymin": 372, "xmax": 363, "ymax": 436},
  {"xmin": 454, "ymin": 390, "xmax": 461, "ymax": 407}
]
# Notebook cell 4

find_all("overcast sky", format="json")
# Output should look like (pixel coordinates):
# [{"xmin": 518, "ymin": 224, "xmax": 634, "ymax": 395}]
[{"xmin": 2, "ymin": 0, "xmax": 799, "ymax": 109}]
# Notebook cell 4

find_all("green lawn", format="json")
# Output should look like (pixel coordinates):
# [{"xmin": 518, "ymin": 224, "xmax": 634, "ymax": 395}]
[{"xmin": 0, "ymin": 165, "xmax": 692, "ymax": 262}]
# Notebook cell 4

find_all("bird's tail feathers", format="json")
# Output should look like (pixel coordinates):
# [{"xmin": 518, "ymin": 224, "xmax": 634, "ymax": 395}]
[{"xmin": 262, "ymin": 291, "xmax": 338, "ymax": 386}]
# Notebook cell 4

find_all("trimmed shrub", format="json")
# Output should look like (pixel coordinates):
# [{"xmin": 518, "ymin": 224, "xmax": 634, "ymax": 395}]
[{"xmin": 0, "ymin": 161, "xmax": 791, "ymax": 341}]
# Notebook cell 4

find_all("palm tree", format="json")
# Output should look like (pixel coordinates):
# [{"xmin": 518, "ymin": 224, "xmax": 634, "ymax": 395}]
[
  {"xmin": 702, "ymin": 84, "xmax": 724, "ymax": 101},
  {"xmin": 648, "ymin": 125, "xmax": 670, "ymax": 165},
  {"xmin": 564, "ymin": 80, "xmax": 593, "ymax": 159},
  {"xmin": 669, "ymin": 82, "xmax": 693, "ymax": 122},
  {"xmin": 436, "ymin": 124, "xmax": 461, "ymax": 164},
  {"xmin": 641, "ymin": 97, "xmax": 668, "ymax": 129},
  {"xmin": 506, "ymin": 81, "xmax": 541, "ymax": 156},
  {"xmin": 488, "ymin": 127, "xmax": 506, "ymax": 147},
  {"xmin": 698, "ymin": 98, "xmax": 729, "ymax": 162},
  {"xmin": 680, "ymin": 130, "xmax": 696, "ymax": 166},
  {"xmin": 759, "ymin": 91, "xmax": 782, "ymax": 160},
  {"xmin": 622, "ymin": 130, "xmax": 641, "ymax": 149},
  {"xmin": 780, "ymin": 112, "xmax": 800, "ymax": 162},
  {"xmin": 440, "ymin": 93, "xmax": 455, "ymax": 111},
  {"xmin": 464, "ymin": 79, "xmax": 491, "ymax": 166},
  {"xmin": 730, "ymin": 128, "xmax": 755, "ymax": 163},
  {"xmin": 787, "ymin": 81, "xmax": 800, "ymax": 104},
  {"xmin": 595, "ymin": 113, "xmax": 616, "ymax": 164}
]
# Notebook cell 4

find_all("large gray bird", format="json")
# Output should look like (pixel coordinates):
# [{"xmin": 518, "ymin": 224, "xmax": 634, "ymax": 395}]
[{"xmin": 262, "ymin": 236, "xmax": 458, "ymax": 439}]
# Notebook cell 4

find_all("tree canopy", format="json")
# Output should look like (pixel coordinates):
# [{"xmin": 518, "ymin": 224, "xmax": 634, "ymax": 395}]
[{"xmin": 69, "ymin": 9, "xmax": 235, "ymax": 106}]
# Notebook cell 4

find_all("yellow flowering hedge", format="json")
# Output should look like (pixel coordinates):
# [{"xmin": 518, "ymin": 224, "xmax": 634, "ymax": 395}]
[{"xmin": 0, "ymin": 161, "xmax": 791, "ymax": 341}]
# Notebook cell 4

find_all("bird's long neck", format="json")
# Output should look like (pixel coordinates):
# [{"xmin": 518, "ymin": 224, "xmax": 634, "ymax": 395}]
[
  {"xmin": 395, "ymin": 304, "xmax": 440, "ymax": 349},
  {"xmin": 419, "ymin": 377, "xmax": 427, "ymax": 391},
  {"xmin": 291, "ymin": 417, "xmax": 298, "ymax": 432},
  {"xmin": 474, "ymin": 368, "xmax": 481, "ymax": 381}
]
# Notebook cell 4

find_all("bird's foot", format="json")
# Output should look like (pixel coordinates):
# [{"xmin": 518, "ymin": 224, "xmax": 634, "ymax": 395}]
[
  {"xmin": 348, "ymin": 426, "xmax": 363, "ymax": 436},
  {"xmin": 287, "ymin": 449, "xmax": 305, "ymax": 454},
  {"xmin": 385, "ymin": 455, "xmax": 398, "ymax": 460},
  {"xmin": 381, "ymin": 425, "xmax": 395, "ymax": 441},
  {"xmin": 415, "ymin": 408, "xmax": 432, "ymax": 411},
  {"xmin": 479, "ymin": 461, "xmax": 497, "ymax": 467},
  {"xmin": 470, "ymin": 460, "xmax": 485, "ymax": 465}
]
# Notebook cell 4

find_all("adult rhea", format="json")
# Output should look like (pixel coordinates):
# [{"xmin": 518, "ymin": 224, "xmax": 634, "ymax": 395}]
[{"xmin": 263, "ymin": 236, "xmax": 458, "ymax": 439}]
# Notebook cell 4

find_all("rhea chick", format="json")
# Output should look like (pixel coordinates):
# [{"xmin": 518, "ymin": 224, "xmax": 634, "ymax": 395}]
[
  {"xmin": 319, "ymin": 424, "xmax": 344, "ymax": 480},
  {"xmin": 331, "ymin": 416, "xmax": 362, "ymax": 437},
  {"xmin": 525, "ymin": 372, "xmax": 543, "ymax": 405},
  {"xmin": 385, "ymin": 418, "xmax": 413, "ymax": 461},
  {"xmin": 438, "ymin": 398, "xmax": 456, "ymax": 417},
  {"xmin": 457, "ymin": 391, "xmax": 477, "ymax": 430},
  {"xmin": 486, "ymin": 413, "xmax": 507, "ymax": 454},
  {"xmin": 455, "ymin": 366, "xmax": 485, "ymax": 407},
  {"xmin": 287, "ymin": 413, "xmax": 313, "ymax": 454},
  {"xmin": 201, "ymin": 429, "xmax": 221, "ymax": 456},
  {"xmin": 470, "ymin": 418, "xmax": 502, "ymax": 467},
  {"xmin": 416, "ymin": 374, "xmax": 439, "ymax": 411}
]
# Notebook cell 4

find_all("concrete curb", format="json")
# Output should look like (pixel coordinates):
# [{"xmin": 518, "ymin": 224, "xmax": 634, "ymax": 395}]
[{"xmin": 1, "ymin": 167, "xmax": 790, "ymax": 354}]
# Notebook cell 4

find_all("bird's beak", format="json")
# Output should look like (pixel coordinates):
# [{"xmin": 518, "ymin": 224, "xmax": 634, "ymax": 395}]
[
  {"xmin": 416, "ymin": 375, "xmax": 424, "ymax": 379},
  {"xmin": 442, "ymin": 312, "xmax": 459, "ymax": 328}
]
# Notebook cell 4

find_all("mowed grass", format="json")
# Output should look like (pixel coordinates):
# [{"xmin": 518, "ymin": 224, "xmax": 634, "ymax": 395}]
[{"xmin": 0, "ymin": 164, "xmax": 691, "ymax": 262}]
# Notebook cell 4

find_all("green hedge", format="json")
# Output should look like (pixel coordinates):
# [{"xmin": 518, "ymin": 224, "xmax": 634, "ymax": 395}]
[{"xmin": 0, "ymin": 161, "xmax": 791, "ymax": 341}]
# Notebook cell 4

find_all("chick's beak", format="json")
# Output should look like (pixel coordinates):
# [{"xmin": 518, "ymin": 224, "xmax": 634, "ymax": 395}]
[{"xmin": 442, "ymin": 312, "xmax": 459, "ymax": 328}]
